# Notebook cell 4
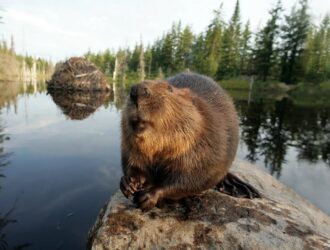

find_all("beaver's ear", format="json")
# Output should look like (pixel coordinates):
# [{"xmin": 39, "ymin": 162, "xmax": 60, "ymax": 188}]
[{"xmin": 167, "ymin": 85, "xmax": 173, "ymax": 92}]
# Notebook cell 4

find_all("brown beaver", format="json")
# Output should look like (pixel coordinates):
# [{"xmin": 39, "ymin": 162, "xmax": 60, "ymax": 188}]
[{"xmin": 120, "ymin": 73, "xmax": 260, "ymax": 211}]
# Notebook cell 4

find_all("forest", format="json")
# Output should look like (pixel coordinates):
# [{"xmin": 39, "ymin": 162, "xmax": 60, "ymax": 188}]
[
  {"xmin": 84, "ymin": 0, "xmax": 330, "ymax": 86},
  {"xmin": 0, "ymin": 36, "xmax": 52, "ymax": 81}
]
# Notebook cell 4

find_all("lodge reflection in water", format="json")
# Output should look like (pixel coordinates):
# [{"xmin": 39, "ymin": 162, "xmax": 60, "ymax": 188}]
[
  {"xmin": 48, "ymin": 90, "xmax": 112, "ymax": 120},
  {"xmin": 237, "ymin": 98, "xmax": 330, "ymax": 177}
]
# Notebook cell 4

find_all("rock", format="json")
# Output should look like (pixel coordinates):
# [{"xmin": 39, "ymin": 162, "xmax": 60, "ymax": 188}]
[
  {"xmin": 47, "ymin": 57, "xmax": 109, "ymax": 91},
  {"xmin": 88, "ymin": 160, "xmax": 330, "ymax": 250}
]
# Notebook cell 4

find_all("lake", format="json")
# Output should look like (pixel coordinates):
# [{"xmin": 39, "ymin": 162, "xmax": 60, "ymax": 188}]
[{"xmin": 0, "ymin": 81, "xmax": 329, "ymax": 249}]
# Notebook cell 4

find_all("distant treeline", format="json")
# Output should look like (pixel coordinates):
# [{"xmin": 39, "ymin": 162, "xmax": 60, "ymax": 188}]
[
  {"xmin": 0, "ymin": 36, "xmax": 53, "ymax": 81},
  {"xmin": 85, "ymin": 0, "xmax": 330, "ymax": 85}
]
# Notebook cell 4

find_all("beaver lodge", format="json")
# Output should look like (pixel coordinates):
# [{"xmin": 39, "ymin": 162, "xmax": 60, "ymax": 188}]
[{"xmin": 47, "ymin": 57, "xmax": 110, "ymax": 91}]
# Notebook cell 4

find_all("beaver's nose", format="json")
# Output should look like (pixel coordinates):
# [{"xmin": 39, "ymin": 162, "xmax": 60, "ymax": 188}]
[{"xmin": 130, "ymin": 85, "xmax": 139, "ymax": 104}]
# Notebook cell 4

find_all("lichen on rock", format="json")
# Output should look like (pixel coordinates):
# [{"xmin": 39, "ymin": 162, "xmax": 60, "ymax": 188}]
[{"xmin": 88, "ymin": 160, "xmax": 330, "ymax": 250}]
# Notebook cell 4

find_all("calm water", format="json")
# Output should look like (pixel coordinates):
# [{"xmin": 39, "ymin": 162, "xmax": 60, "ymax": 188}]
[{"xmin": 0, "ymin": 81, "xmax": 329, "ymax": 249}]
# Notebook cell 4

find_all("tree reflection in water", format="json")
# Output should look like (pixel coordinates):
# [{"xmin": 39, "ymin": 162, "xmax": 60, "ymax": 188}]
[
  {"xmin": 0, "ymin": 111, "xmax": 13, "ymax": 250},
  {"xmin": 238, "ymin": 97, "xmax": 330, "ymax": 178}
]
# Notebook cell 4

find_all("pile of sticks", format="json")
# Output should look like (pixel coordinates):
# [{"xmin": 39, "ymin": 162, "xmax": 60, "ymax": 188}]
[{"xmin": 47, "ymin": 57, "xmax": 109, "ymax": 91}]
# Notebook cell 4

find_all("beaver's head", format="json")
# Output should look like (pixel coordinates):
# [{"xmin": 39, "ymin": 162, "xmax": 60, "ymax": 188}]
[
  {"xmin": 123, "ymin": 80, "xmax": 204, "ymax": 157},
  {"xmin": 125, "ymin": 80, "xmax": 178, "ymax": 134}
]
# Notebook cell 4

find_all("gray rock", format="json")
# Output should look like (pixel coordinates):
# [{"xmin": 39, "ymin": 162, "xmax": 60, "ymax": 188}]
[{"xmin": 88, "ymin": 160, "xmax": 330, "ymax": 250}]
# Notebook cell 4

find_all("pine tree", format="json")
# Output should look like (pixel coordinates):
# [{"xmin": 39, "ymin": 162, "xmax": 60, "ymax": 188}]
[
  {"xmin": 144, "ymin": 45, "xmax": 153, "ymax": 78},
  {"xmin": 217, "ymin": 0, "xmax": 241, "ymax": 79},
  {"xmin": 303, "ymin": 14, "xmax": 330, "ymax": 82},
  {"xmin": 254, "ymin": 0, "xmax": 282, "ymax": 81},
  {"xmin": 103, "ymin": 49, "xmax": 115, "ymax": 75},
  {"xmin": 191, "ymin": 34, "xmax": 207, "ymax": 73},
  {"xmin": 160, "ymin": 32, "xmax": 175, "ymax": 75},
  {"xmin": 150, "ymin": 38, "xmax": 162, "ymax": 74},
  {"xmin": 324, "ymin": 15, "xmax": 330, "ymax": 80},
  {"xmin": 240, "ymin": 21, "xmax": 252, "ymax": 75},
  {"xmin": 138, "ymin": 42, "xmax": 145, "ymax": 81},
  {"xmin": 128, "ymin": 44, "xmax": 140, "ymax": 72},
  {"xmin": 280, "ymin": 0, "xmax": 310, "ymax": 84},
  {"xmin": 84, "ymin": 49, "xmax": 92, "ymax": 61},
  {"xmin": 310, "ymin": 14, "xmax": 330, "ymax": 81},
  {"xmin": 175, "ymin": 25, "xmax": 194, "ymax": 71},
  {"xmin": 203, "ymin": 4, "xmax": 224, "ymax": 77}
]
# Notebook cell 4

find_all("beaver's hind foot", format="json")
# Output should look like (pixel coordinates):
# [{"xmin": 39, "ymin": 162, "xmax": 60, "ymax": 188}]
[{"xmin": 216, "ymin": 172, "xmax": 261, "ymax": 199}]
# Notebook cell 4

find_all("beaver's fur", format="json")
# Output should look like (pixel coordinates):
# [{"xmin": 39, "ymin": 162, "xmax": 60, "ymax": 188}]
[{"xmin": 120, "ymin": 73, "xmax": 251, "ymax": 211}]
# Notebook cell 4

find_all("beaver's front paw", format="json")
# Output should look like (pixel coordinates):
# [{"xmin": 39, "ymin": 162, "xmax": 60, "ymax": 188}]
[
  {"xmin": 133, "ymin": 188, "xmax": 161, "ymax": 212},
  {"xmin": 120, "ymin": 176, "xmax": 135, "ymax": 198},
  {"xmin": 120, "ymin": 175, "xmax": 146, "ymax": 198}
]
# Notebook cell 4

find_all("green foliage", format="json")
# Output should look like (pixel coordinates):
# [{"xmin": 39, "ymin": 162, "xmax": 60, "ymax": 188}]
[
  {"xmin": 175, "ymin": 25, "xmax": 194, "ymax": 71},
  {"xmin": 254, "ymin": 0, "xmax": 282, "ymax": 81},
  {"xmin": 280, "ymin": 0, "xmax": 310, "ymax": 84},
  {"xmin": 84, "ymin": 49, "xmax": 116, "ymax": 75},
  {"xmin": 0, "ymin": 35, "xmax": 52, "ymax": 81},
  {"xmin": 240, "ymin": 21, "xmax": 252, "ymax": 75},
  {"xmin": 303, "ymin": 14, "xmax": 330, "ymax": 82},
  {"xmin": 319, "ymin": 80, "xmax": 330, "ymax": 91},
  {"xmin": 220, "ymin": 78, "xmax": 250, "ymax": 90},
  {"xmin": 289, "ymin": 82, "xmax": 330, "ymax": 107},
  {"xmin": 217, "ymin": 0, "xmax": 242, "ymax": 79},
  {"xmin": 202, "ymin": 4, "xmax": 224, "ymax": 77},
  {"xmin": 82, "ymin": 0, "xmax": 329, "ymax": 85},
  {"xmin": 191, "ymin": 34, "xmax": 207, "ymax": 73}
]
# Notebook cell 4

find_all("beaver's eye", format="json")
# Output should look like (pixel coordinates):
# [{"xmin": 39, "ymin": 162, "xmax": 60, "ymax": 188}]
[
  {"xmin": 168, "ymin": 85, "xmax": 173, "ymax": 92},
  {"xmin": 143, "ymin": 87, "xmax": 151, "ymax": 98}
]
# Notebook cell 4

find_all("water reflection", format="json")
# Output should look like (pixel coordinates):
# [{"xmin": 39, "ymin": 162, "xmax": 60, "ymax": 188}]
[
  {"xmin": 0, "ymin": 111, "xmax": 15, "ymax": 250},
  {"xmin": 238, "ymin": 97, "xmax": 330, "ymax": 177},
  {"xmin": 0, "ymin": 82, "xmax": 19, "ymax": 111},
  {"xmin": 0, "ymin": 81, "xmax": 47, "ymax": 111},
  {"xmin": 0, "ymin": 114, "xmax": 11, "ymax": 186},
  {"xmin": 48, "ymin": 91, "xmax": 112, "ymax": 120}
]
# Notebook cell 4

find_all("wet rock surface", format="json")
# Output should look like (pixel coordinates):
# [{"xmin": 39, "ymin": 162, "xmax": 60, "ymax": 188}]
[{"xmin": 88, "ymin": 160, "xmax": 330, "ymax": 250}]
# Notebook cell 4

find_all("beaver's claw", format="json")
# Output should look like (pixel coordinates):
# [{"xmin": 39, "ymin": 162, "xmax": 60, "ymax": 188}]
[{"xmin": 133, "ymin": 188, "xmax": 160, "ymax": 212}]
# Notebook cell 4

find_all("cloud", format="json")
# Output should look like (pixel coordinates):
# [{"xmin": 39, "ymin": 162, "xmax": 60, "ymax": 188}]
[
  {"xmin": 7, "ymin": 116, "xmax": 61, "ymax": 134},
  {"xmin": 6, "ymin": 8, "xmax": 85, "ymax": 38}
]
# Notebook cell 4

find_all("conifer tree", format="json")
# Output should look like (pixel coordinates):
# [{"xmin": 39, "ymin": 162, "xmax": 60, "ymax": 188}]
[
  {"xmin": 240, "ymin": 21, "xmax": 252, "ymax": 75},
  {"xmin": 144, "ymin": 45, "xmax": 153, "ymax": 78},
  {"xmin": 175, "ymin": 25, "xmax": 194, "ymax": 71},
  {"xmin": 191, "ymin": 34, "xmax": 207, "ymax": 73},
  {"xmin": 203, "ymin": 4, "xmax": 224, "ymax": 77},
  {"xmin": 217, "ymin": 0, "xmax": 241, "ymax": 79},
  {"xmin": 280, "ymin": 0, "xmax": 310, "ymax": 84},
  {"xmin": 305, "ymin": 14, "xmax": 330, "ymax": 82},
  {"xmin": 128, "ymin": 44, "xmax": 140, "ymax": 72},
  {"xmin": 138, "ymin": 42, "xmax": 145, "ymax": 81},
  {"xmin": 160, "ymin": 32, "xmax": 175, "ymax": 74},
  {"xmin": 254, "ymin": 0, "xmax": 282, "ymax": 80}
]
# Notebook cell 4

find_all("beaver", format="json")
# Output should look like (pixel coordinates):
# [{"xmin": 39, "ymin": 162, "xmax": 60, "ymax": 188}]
[{"xmin": 120, "ymin": 73, "xmax": 260, "ymax": 211}]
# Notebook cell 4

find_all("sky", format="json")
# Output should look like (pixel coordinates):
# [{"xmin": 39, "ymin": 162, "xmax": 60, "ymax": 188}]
[{"xmin": 0, "ymin": 0, "xmax": 329, "ymax": 62}]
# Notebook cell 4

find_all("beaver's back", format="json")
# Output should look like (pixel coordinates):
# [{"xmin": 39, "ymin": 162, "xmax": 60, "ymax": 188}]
[
  {"xmin": 167, "ymin": 72, "xmax": 239, "ymax": 164},
  {"xmin": 167, "ymin": 73, "xmax": 227, "ymax": 110}
]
